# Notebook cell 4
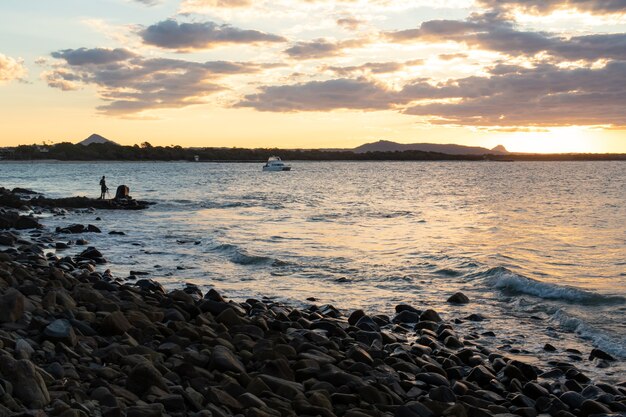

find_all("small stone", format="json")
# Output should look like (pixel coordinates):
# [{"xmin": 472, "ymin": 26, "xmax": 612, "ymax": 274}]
[
  {"xmin": 420, "ymin": 309, "xmax": 442, "ymax": 322},
  {"xmin": 447, "ymin": 292, "xmax": 470, "ymax": 304}
]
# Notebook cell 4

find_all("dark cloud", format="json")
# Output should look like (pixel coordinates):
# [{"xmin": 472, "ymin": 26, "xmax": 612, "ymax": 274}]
[
  {"xmin": 51, "ymin": 48, "xmax": 137, "ymax": 66},
  {"xmin": 237, "ymin": 78, "xmax": 399, "ymax": 111},
  {"xmin": 284, "ymin": 38, "xmax": 367, "ymax": 59},
  {"xmin": 385, "ymin": 13, "xmax": 626, "ymax": 62},
  {"xmin": 140, "ymin": 19, "xmax": 286, "ymax": 50},
  {"xmin": 237, "ymin": 61, "xmax": 626, "ymax": 127},
  {"xmin": 401, "ymin": 61, "xmax": 626, "ymax": 127},
  {"xmin": 47, "ymin": 47, "xmax": 274, "ymax": 115},
  {"xmin": 323, "ymin": 59, "xmax": 423, "ymax": 76},
  {"xmin": 477, "ymin": 0, "xmax": 626, "ymax": 15}
]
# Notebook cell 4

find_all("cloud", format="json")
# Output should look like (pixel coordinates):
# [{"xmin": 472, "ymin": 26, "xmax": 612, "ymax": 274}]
[
  {"xmin": 401, "ymin": 61, "xmax": 626, "ymax": 127},
  {"xmin": 237, "ymin": 77, "xmax": 399, "ymax": 111},
  {"xmin": 0, "ymin": 53, "xmax": 27, "ymax": 84},
  {"xmin": 51, "ymin": 48, "xmax": 137, "ymax": 66},
  {"xmin": 181, "ymin": 0, "xmax": 252, "ymax": 7},
  {"xmin": 438, "ymin": 53, "xmax": 468, "ymax": 60},
  {"xmin": 337, "ymin": 17, "xmax": 365, "ymax": 30},
  {"xmin": 476, "ymin": 0, "xmax": 626, "ymax": 15},
  {"xmin": 47, "ymin": 47, "xmax": 274, "ymax": 115},
  {"xmin": 284, "ymin": 38, "xmax": 368, "ymax": 59},
  {"xmin": 385, "ymin": 12, "xmax": 626, "ymax": 62},
  {"xmin": 237, "ymin": 61, "xmax": 626, "ymax": 128},
  {"xmin": 139, "ymin": 19, "xmax": 286, "ymax": 50},
  {"xmin": 322, "ymin": 59, "xmax": 424, "ymax": 76},
  {"xmin": 132, "ymin": 0, "xmax": 161, "ymax": 5}
]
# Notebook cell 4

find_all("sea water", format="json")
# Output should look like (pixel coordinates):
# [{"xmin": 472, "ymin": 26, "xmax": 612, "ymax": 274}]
[{"xmin": 1, "ymin": 160, "xmax": 625, "ymax": 381}]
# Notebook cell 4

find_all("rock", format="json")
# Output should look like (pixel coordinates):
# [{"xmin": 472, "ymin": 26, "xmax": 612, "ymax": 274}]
[
  {"xmin": 109, "ymin": 231, "xmax": 126, "ymax": 235},
  {"xmin": 464, "ymin": 313, "xmax": 486, "ymax": 321},
  {"xmin": 210, "ymin": 345, "xmax": 246, "ymax": 374},
  {"xmin": 78, "ymin": 246, "xmax": 103, "ymax": 260},
  {"xmin": 579, "ymin": 399, "xmax": 611, "ymax": 416},
  {"xmin": 100, "ymin": 311, "xmax": 132, "ymax": 335},
  {"xmin": 43, "ymin": 319, "xmax": 77, "ymax": 346},
  {"xmin": 15, "ymin": 338, "xmax": 35, "ymax": 359},
  {"xmin": 126, "ymin": 404, "xmax": 165, "ymax": 417},
  {"xmin": 127, "ymin": 362, "xmax": 168, "ymax": 395},
  {"xmin": 429, "ymin": 386, "xmax": 456, "ymax": 402},
  {"xmin": 544, "ymin": 343, "xmax": 557, "ymax": 352},
  {"xmin": 0, "ymin": 357, "xmax": 50, "ymax": 408},
  {"xmin": 396, "ymin": 401, "xmax": 435, "ymax": 417},
  {"xmin": 589, "ymin": 348, "xmax": 616, "ymax": 361},
  {"xmin": 0, "ymin": 288, "xmax": 25, "ymax": 323},
  {"xmin": 447, "ymin": 292, "xmax": 470, "ymax": 304},
  {"xmin": 86, "ymin": 224, "xmax": 102, "ymax": 233},
  {"xmin": 420, "ymin": 309, "xmax": 442, "ymax": 322},
  {"xmin": 348, "ymin": 309, "xmax": 365, "ymax": 325},
  {"xmin": 416, "ymin": 372, "xmax": 450, "ymax": 387},
  {"xmin": 135, "ymin": 278, "xmax": 165, "ymax": 294}
]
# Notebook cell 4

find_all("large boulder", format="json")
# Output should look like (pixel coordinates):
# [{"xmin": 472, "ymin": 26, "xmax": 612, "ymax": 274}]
[{"xmin": 0, "ymin": 357, "xmax": 50, "ymax": 409}]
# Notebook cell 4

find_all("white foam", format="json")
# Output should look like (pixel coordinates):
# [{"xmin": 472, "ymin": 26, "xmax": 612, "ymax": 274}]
[{"xmin": 483, "ymin": 267, "xmax": 625, "ymax": 304}]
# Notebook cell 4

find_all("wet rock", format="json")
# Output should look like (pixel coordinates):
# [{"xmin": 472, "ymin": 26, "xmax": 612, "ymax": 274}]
[
  {"xmin": 543, "ymin": 343, "xmax": 557, "ymax": 352},
  {"xmin": 447, "ymin": 292, "xmax": 470, "ymax": 304},
  {"xmin": 589, "ymin": 348, "xmax": 616, "ymax": 361},
  {"xmin": 464, "ymin": 313, "xmax": 486, "ymax": 322},
  {"xmin": 420, "ymin": 309, "xmax": 443, "ymax": 323},
  {"xmin": 348, "ymin": 309, "xmax": 365, "ymax": 325}
]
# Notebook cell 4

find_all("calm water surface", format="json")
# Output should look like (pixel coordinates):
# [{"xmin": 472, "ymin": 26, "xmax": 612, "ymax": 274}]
[{"xmin": 2, "ymin": 160, "xmax": 625, "ymax": 380}]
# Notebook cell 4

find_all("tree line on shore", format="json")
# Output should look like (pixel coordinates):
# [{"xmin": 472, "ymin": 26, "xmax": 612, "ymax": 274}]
[{"xmin": 2, "ymin": 142, "xmax": 625, "ymax": 161}]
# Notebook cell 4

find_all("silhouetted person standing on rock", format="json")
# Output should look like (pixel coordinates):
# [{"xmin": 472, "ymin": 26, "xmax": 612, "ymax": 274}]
[{"xmin": 100, "ymin": 176, "xmax": 108, "ymax": 199}]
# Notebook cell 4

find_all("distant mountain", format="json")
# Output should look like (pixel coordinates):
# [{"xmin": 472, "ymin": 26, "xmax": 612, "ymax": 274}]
[
  {"xmin": 353, "ymin": 140, "xmax": 509, "ymax": 155},
  {"xmin": 78, "ymin": 133, "xmax": 119, "ymax": 146}
]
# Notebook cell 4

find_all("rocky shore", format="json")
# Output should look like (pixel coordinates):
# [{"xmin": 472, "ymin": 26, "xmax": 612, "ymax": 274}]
[
  {"xmin": 0, "ymin": 187, "xmax": 625, "ymax": 417},
  {"xmin": 0, "ymin": 187, "xmax": 153, "ymax": 212}
]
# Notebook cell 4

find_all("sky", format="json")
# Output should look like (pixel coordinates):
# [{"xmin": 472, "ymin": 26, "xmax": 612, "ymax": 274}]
[{"xmin": 1, "ymin": 0, "xmax": 626, "ymax": 153}]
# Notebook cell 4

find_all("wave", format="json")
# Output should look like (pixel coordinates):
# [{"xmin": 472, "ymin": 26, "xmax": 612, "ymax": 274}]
[
  {"xmin": 479, "ymin": 267, "xmax": 626, "ymax": 305},
  {"xmin": 551, "ymin": 309, "xmax": 626, "ymax": 358},
  {"xmin": 210, "ymin": 243, "xmax": 287, "ymax": 266},
  {"xmin": 201, "ymin": 201, "xmax": 252, "ymax": 209}
]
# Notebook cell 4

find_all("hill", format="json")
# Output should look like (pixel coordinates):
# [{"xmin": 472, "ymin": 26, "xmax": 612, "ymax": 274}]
[
  {"xmin": 77, "ymin": 133, "xmax": 119, "ymax": 146},
  {"xmin": 353, "ymin": 140, "xmax": 508, "ymax": 155}
]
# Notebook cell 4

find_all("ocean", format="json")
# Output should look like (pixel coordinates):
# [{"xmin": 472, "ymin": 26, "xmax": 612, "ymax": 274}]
[{"xmin": 2, "ymin": 160, "xmax": 625, "ymax": 381}]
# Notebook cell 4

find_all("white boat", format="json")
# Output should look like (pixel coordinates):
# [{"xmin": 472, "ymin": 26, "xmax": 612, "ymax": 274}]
[{"xmin": 262, "ymin": 156, "xmax": 291, "ymax": 171}]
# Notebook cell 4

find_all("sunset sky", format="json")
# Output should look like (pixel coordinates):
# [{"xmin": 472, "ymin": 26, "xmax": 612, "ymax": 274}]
[{"xmin": 1, "ymin": 0, "xmax": 626, "ymax": 152}]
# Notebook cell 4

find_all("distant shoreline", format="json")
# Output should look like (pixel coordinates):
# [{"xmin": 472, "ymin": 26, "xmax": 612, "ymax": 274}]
[{"xmin": 2, "ymin": 156, "xmax": 626, "ymax": 163}]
